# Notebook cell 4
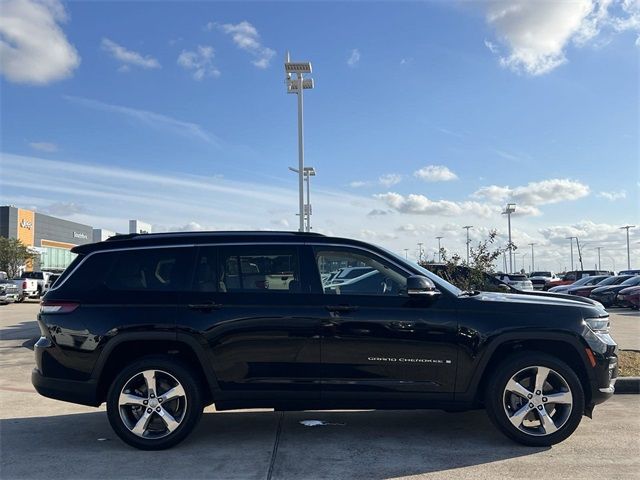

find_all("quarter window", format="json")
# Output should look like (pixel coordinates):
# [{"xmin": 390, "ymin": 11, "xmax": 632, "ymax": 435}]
[
  {"xmin": 218, "ymin": 246, "xmax": 300, "ymax": 293},
  {"xmin": 315, "ymin": 248, "xmax": 407, "ymax": 296}
]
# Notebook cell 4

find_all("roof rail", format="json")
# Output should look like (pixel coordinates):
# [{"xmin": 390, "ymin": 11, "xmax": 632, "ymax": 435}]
[{"xmin": 104, "ymin": 230, "xmax": 325, "ymax": 242}]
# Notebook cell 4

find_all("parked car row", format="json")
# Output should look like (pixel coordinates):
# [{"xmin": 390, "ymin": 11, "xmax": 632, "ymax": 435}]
[
  {"xmin": 0, "ymin": 270, "xmax": 62, "ymax": 304},
  {"xmin": 548, "ymin": 273, "xmax": 640, "ymax": 309}
]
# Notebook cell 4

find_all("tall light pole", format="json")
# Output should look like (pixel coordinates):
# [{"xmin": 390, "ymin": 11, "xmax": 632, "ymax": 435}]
[
  {"xmin": 566, "ymin": 237, "xmax": 576, "ymax": 271},
  {"xmin": 285, "ymin": 52, "xmax": 314, "ymax": 232},
  {"xmin": 289, "ymin": 166, "xmax": 316, "ymax": 231},
  {"xmin": 620, "ymin": 225, "xmax": 636, "ymax": 270},
  {"xmin": 596, "ymin": 246, "xmax": 602, "ymax": 270},
  {"xmin": 528, "ymin": 243, "xmax": 536, "ymax": 272},
  {"xmin": 502, "ymin": 203, "xmax": 516, "ymax": 273},
  {"xmin": 403, "ymin": 248, "xmax": 409, "ymax": 260},
  {"xmin": 435, "ymin": 236, "xmax": 443, "ymax": 263},
  {"xmin": 417, "ymin": 242, "xmax": 424, "ymax": 263},
  {"xmin": 463, "ymin": 226, "xmax": 473, "ymax": 264}
]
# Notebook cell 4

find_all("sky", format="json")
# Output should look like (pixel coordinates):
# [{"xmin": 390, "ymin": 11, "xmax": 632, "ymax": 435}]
[{"xmin": 1, "ymin": 0, "xmax": 639, "ymax": 272}]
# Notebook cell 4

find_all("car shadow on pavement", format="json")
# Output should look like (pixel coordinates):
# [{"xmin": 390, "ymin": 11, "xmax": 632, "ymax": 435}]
[
  {"xmin": 0, "ymin": 408, "xmax": 548, "ymax": 479},
  {"xmin": 0, "ymin": 321, "xmax": 39, "ymax": 342}
]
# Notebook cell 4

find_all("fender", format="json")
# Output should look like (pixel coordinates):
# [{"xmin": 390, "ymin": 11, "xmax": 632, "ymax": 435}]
[
  {"xmin": 90, "ymin": 331, "xmax": 221, "ymax": 399},
  {"xmin": 455, "ymin": 330, "xmax": 593, "ymax": 403}
]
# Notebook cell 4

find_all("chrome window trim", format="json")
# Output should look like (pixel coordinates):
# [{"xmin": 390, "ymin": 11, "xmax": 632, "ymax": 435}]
[{"xmin": 50, "ymin": 241, "xmax": 448, "ymax": 295}]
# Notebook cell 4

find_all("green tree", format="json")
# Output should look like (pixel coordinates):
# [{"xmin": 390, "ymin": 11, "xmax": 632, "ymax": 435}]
[
  {"xmin": 420, "ymin": 230, "xmax": 514, "ymax": 291},
  {"xmin": 0, "ymin": 238, "xmax": 39, "ymax": 278}
]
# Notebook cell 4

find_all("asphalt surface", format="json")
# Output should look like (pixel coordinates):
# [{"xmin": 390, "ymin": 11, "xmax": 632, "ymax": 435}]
[{"xmin": 1, "ymin": 301, "xmax": 639, "ymax": 480}]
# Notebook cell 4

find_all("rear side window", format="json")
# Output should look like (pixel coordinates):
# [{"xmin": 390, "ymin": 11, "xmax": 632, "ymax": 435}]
[
  {"xmin": 104, "ymin": 248, "xmax": 194, "ymax": 291},
  {"xmin": 218, "ymin": 246, "xmax": 300, "ymax": 293}
]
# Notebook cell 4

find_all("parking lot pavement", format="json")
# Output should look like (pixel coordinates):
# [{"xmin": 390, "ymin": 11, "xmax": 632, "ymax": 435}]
[
  {"xmin": 1, "ymin": 302, "xmax": 639, "ymax": 480},
  {"xmin": 608, "ymin": 308, "xmax": 640, "ymax": 350}
]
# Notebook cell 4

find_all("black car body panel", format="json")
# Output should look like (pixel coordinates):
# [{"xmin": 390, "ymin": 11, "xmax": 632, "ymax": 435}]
[{"xmin": 34, "ymin": 232, "xmax": 618, "ymax": 415}]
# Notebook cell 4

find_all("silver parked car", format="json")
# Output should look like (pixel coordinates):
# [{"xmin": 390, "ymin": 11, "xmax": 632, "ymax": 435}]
[{"xmin": 494, "ymin": 273, "xmax": 534, "ymax": 291}]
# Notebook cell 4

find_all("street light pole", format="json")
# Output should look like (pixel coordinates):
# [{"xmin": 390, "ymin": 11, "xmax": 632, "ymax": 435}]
[
  {"xmin": 528, "ymin": 243, "xmax": 536, "ymax": 272},
  {"xmin": 463, "ymin": 226, "xmax": 473, "ymax": 264},
  {"xmin": 620, "ymin": 225, "xmax": 636, "ymax": 270},
  {"xmin": 285, "ymin": 52, "xmax": 314, "ymax": 232},
  {"xmin": 404, "ymin": 248, "xmax": 409, "ymax": 260},
  {"xmin": 502, "ymin": 204, "xmax": 516, "ymax": 273},
  {"xmin": 435, "ymin": 236, "xmax": 443, "ymax": 263},
  {"xmin": 566, "ymin": 237, "xmax": 576, "ymax": 271},
  {"xmin": 596, "ymin": 246, "xmax": 602, "ymax": 270},
  {"xmin": 417, "ymin": 243, "xmax": 424, "ymax": 263}
]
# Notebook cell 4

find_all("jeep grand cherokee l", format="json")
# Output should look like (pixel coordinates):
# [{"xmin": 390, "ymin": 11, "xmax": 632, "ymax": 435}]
[{"xmin": 33, "ymin": 232, "xmax": 618, "ymax": 450}]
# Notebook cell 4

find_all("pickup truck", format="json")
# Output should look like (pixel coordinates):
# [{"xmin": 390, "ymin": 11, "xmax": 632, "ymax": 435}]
[
  {"xmin": 544, "ymin": 270, "xmax": 612, "ymax": 290},
  {"xmin": 13, "ymin": 276, "xmax": 40, "ymax": 302}
]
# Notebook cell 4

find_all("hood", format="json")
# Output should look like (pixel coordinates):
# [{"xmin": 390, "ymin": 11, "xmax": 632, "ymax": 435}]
[
  {"xmin": 620, "ymin": 286, "xmax": 640, "ymax": 295},
  {"xmin": 474, "ymin": 290, "xmax": 604, "ymax": 310},
  {"xmin": 592, "ymin": 285, "xmax": 627, "ymax": 294}
]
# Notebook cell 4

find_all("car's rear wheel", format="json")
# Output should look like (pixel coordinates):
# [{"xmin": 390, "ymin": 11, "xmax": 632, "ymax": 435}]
[
  {"xmin": 106, "ymin": 356, "xmax": 203, "ymax": 450},
  {"xmin": 485, "ymin": 352, "xmax": 585, "ymax": 446}
]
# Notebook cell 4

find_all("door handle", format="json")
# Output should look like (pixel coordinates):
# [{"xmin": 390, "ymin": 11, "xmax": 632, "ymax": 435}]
[
  {"xmin": 325, "ymin": 305, "xmax": 358, "ymax": 313},
  {"xmin": 188, "ymin": 302, "xmax": 223, "ymax": 311}
]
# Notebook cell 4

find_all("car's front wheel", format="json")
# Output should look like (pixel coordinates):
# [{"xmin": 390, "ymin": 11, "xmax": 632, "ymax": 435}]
[
  {"xmin": 485, "ymin": 352, "xmax": 585, "ymax": 446},
  {"xmin": 106, "ymin": 356, "xmax": 203, "ymax": 450}
]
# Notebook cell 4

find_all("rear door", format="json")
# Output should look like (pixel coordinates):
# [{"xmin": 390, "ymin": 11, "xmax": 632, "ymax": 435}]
[
  {"xmin": 178, "ymin": 244, "xmax": 323, "ymax": 403},
  {"xmin": 308, "ymin": 245, "xmax": 459, "ymax": 401}
]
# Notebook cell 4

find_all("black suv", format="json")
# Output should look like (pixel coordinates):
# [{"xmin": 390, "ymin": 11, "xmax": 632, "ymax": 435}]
[{"xmin": 33, "ymin": 232, "xmax": 618, "ymax": 450}]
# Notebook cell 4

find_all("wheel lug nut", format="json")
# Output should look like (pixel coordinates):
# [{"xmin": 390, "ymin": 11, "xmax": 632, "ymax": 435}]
[
  {"xmin": 156, "ymin": 407, "xmax": 161, "ymax": 412},
  {"xmin": 143, "ymin": 400, "xmax": 148, "ymax": 405},
  {"xmin": 150, "ymin": 394, "xmax": 155, "ymax": 398},
  {"xmin": 542, "ymin": 397, "xmax": 548, "ymax": 402},
  {"xmin": 529, "ymin": 403, "xmax": 534, "ymax": 408},
  {"xmin": 158, "ymin": 398, "xmax": 163, "ymax": 403},
  {"xmin": 535, "ymin": 390, "xmax": 541, "ymax": 395},
  {"xmin": 147, "ymin": 408, "xmax": 152, "ymax": 413},
  {"xmin": 527, "ymin": 394, "xmax": 533, "ymax": 399},
  {"xmin": 537, "ymin": 405, "xmax": 543, "ymax": 410}
]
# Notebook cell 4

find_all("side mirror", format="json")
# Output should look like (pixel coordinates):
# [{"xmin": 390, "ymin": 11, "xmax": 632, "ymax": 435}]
[{"xmin": 407, "ymin": 275, "xmax": 440, "ymax": 298}]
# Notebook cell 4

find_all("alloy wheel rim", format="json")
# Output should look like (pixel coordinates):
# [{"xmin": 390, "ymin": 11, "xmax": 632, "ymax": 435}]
[
  {"xmin": 502, "ymin": 365, "xmax": 573, "ymax": 437},
  {"xmin": 118, "ymin": 369, "xmax": 187, "ymax": 439}
]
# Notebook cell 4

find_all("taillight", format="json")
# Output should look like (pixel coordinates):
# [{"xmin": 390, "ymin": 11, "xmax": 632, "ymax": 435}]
[
  {"xmin": 40, "ymin": 301, "xmax": 79, "ymax": 314},
  {"xmin": 22, "ymin": 281, "xmax": 27, "ymax": 289}
]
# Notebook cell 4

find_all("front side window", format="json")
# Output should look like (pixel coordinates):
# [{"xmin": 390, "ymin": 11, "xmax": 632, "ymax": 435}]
[
  {"xmin": 218, "ymin": 246, "xmax": 300, "ymax": 293},
  {"xmin": 315, "ymin": 248, "xmax": 407, "ymax": 296}
]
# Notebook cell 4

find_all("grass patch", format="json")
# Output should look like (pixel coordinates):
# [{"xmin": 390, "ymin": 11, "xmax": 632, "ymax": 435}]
[{"xmin": 618, "ymin": 350, "xmax": 640, "ymax": 377}]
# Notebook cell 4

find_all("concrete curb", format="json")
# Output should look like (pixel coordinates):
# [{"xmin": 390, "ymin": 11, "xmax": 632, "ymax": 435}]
[{"xmin": 615, "ymin": 377, "xmax": 640, "ymax": 394}]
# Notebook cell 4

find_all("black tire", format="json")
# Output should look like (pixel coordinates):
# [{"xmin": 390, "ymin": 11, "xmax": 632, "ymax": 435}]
[
  {"xmin": 484, "ymin": 351, "xmax": 585, "ymax": 447},
  {"xmin": 106, "ymin": 355, "xmax": 203, "ymax": 450}
]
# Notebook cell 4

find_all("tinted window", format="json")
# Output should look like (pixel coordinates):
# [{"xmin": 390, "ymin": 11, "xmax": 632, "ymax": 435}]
[
  {"xmin": 620, "ymin": 276, "xmax": 640, "ymax": 286},
  {"xmin": 218, "ymin": 246, "xmax": 300, "ymax": 293},
  {"xmin": 193, "ymin": 247, "xmax": 218, "ymax": 292},
  {"xmin": 316, "ymin": 248, "xmax": 407, "ymax": 296},
  {"xmin": 104, "ymin": 248, "xmax": 195, "ymax": 291}
]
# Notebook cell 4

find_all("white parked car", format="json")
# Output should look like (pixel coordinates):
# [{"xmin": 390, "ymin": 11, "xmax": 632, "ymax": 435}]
[
  {"xmin": 528, "ymin": 271, "xmax": 556, "ymax": 290},
  {"xmin": 494, "ymin": 273, "xmax": 534, "ymax": 291}
]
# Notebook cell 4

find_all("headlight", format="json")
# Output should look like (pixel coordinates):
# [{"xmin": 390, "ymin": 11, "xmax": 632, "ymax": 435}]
[{"xmin": 585, "ymin": 317, "xmax": 610, "ymax": 334}]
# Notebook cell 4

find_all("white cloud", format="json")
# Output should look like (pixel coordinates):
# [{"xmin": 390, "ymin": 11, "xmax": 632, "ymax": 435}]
[
  {"xmin": 379, "ymin": 173, "xmax": 402, "ymax": 187},
  {"xmin": 598, "ymin": 190, "xmax": 627, "ymax": 200},
  {"xmin": 347, "ymin": 48, "xmax": 361, "ymax": 67},
  {"xmin": 64, "ymin": 95, "xmax": 220, "ymax": 145},
  {"xmin": 414, "ymin": 165, "xmax": 458, "ymax": 182},
  {"xmin": 485, "ymin": 0, "xmax": 640, "ymax": 75},
  {"xmin": 0, "ymin": 0, "xmax": 80, "ymax": 85},
  {"xmin": 29, "ymin": 141, "xmax": 57, "ymax": 152},
  {"xmin": 217, "ymin": 21, "xmax": 275, "ymax": 68},
  {"xmin": 177, "ymin": 45, "xmax": 220, "ymax": 80},
  {"xmin": 376, "ymin": 192, "xmax": 496, "ymax": 217},
  {"xmin": 473, "ymin": 179, "xmax": 590, "ymax": 205},
  {"xmin": 101, "ymin": 38, "xmax": 160, "ymax": 70},
  {"xmin": 349, "ymin": 181, "xmax": 369, "ymax": 188}
]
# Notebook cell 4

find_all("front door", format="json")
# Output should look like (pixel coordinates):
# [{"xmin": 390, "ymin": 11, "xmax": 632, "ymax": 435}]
[{"xmin": 309, "ymin": 246, "xmax": 459, "ymax": 401}]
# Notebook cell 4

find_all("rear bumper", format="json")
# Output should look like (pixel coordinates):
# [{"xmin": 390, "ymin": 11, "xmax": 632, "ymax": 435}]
[{"xmin": 31, "ymin": 368, "xmax": 100, "ymax": 407}]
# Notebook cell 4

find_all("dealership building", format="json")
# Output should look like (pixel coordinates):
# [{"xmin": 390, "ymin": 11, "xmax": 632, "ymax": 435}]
[{"xmin": 1, "ymin": 205, "xmax": 152, "ymax": 272}]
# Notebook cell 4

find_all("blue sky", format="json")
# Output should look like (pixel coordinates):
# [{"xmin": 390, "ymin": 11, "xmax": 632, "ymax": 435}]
[{"xmin": 1, "ymin": 0, "xmax": 638, "ymax": 271}]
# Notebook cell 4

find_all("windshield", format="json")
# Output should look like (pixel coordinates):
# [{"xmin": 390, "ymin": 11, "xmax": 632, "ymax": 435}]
[
  {"xmin": 620, "ymin": 276, "xmax": 640, "ymax": 286},
  {"xmin": 380, "ymin": 248, "xmax": 462, "ymax": 296},
  {"xmin": 530, "ymin": 272, "xmax": 551, "ymax": 277},
  {"xmin": 508, "ymin": 275, "xmax": 528, "ymax": 281}
]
